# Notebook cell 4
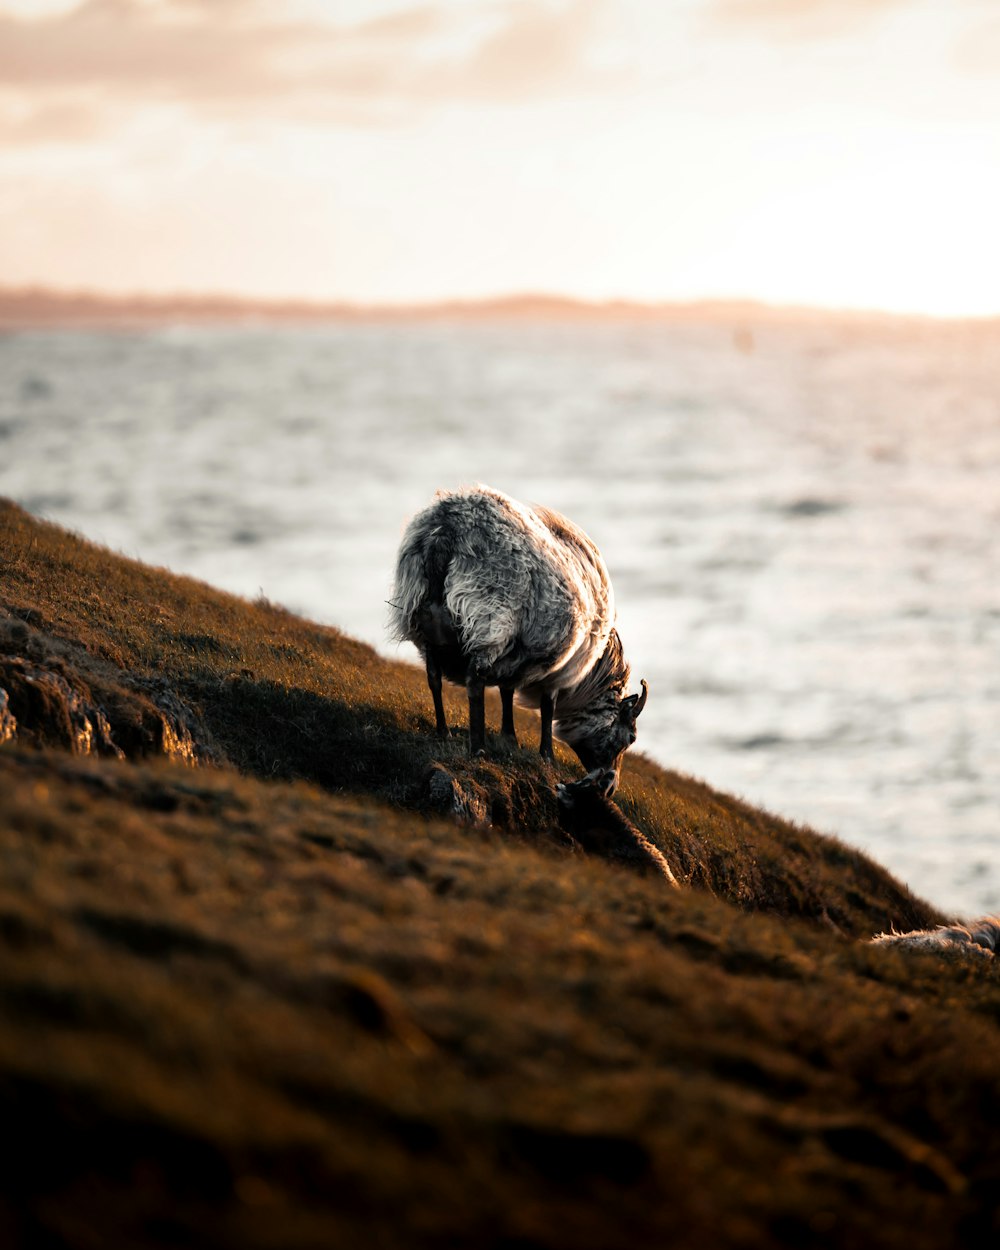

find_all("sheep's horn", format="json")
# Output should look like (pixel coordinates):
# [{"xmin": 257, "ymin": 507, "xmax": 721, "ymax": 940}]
[
  {"xmin": 620, "ymin": 678, "xmax": 648, "ymax": 722},
  {"xmin": 633, "ymin": 678, "xmax": 648, "ymax": 719}
]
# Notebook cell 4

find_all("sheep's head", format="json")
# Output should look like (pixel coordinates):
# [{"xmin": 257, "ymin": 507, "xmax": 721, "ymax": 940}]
[
  {"xmin": 559, "ymin": 679, "xmax": 647, "ymax": 794},
  {"xmin": 556, "ymin": 768, "xmax": 617, "ymax": 808}
]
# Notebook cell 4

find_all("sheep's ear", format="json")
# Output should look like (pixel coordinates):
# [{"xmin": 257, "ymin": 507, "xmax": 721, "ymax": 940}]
[{"xmin": 555, "ymin": 783, "xmax": 572, "ymax": 806}]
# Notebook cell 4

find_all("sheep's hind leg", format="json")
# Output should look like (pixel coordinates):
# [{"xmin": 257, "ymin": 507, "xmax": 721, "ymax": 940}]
[
  {"xmin": 500, "ymin": 686, "xmax": 518, "ymax": 746},
  {"xmin": 539, "ymin": 692, "xmax": 554, "ymax": 760},
  {"xmin": 425, "ymin": 650, "xmax": 449, "ymax": 739},
  {"xmin": 467, "ymin": 675, "xmax": 487, "ymax": 757}
]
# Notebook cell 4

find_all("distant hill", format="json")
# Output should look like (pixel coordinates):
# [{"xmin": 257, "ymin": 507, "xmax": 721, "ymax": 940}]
[{"xmin": 0, "ymin": 285, "xmax": 958, "ymax": 328}]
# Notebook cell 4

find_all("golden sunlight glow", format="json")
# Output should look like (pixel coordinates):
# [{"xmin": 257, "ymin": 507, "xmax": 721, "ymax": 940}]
[
  {"xmin": 666, "ymin": 139, "xmax": 1000, "ymax": 318},
  {"xmin": 1, "ymin": 0, "xmax": 998, "ymax": 317}
]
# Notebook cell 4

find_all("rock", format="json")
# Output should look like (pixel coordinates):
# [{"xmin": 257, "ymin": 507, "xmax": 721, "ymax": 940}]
[
  {"xmin": 0, "ymin": 687, "xmax": 16, "ymax": 745},
  {"xmin": 425, "ymin": 763, "xmax": 491, "ymax": 828},
  {"xmin": 0, "ymin": 658, "xmax": 115, "ymax": 756},
  {"xmin": 0, "ymin": 656, "xmax": 200, "ymax": 765}
]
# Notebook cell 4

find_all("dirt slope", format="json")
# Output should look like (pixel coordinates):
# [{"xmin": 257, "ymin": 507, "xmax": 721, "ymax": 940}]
[{"xmin": 1, "ymin": 498, "xmax": 997, "ymax": 1250}]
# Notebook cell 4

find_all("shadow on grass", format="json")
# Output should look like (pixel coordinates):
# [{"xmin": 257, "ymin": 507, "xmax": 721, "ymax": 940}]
[{"xmin": 201, "ymin": 675, "xmax": 574, "ymax": 838}]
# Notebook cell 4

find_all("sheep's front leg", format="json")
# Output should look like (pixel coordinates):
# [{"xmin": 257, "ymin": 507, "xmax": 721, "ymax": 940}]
[
  {"xmin": 467, "ymin": 675, "xmax": 486, "ymax": 757},
  {"xmin": 425, "ymin": 650, "xmax": 448, "ymax": 739},
  {"xmin": 539, "ymin": 691, "xmax": 554, "ymax": 760},
  {"xmin": 500, "ymin": 685, "xmax": 518, "ymax": 746}
]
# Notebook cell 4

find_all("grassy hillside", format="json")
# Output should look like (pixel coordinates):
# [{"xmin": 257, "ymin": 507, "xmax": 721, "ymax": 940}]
[{"xmin": 1, "ymin": 498, "xmax": 998, "ymax": 1249}]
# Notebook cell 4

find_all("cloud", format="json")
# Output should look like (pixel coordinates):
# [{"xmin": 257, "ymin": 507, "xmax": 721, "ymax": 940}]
[
  {"xmin": 0, "ymin": 95, "xmax": 110, "ymax": 145},
  {"xmin": 707, "ymin": 0, "xmax": 909, "ymax": 40},
  {"xmin": 0, "ymin": 0, "xmax": 323, "ymax": 97},
  {"xmin": 954, "ymin": 16, "xmax": 1000, "ymax": 75},
  {"xmin": 0, "ymin": 0, "xmax": 615, "ymax": 142},
  {"xmin": 448, "ymin": 0, "xmax": 606, "ymax": 99}
]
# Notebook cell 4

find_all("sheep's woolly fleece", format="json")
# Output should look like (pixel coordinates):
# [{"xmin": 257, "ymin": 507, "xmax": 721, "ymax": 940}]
[
  {"xmin": 388, "ymin": 484, "xmax": 619, "ymax": 693},
  {"xmin": 872, "ymin": 917, "xmax": 1000, "ymax": 958}
]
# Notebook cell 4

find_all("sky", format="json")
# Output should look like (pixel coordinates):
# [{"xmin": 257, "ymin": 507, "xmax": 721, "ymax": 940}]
[{"xmin": 2, "ymin": 0, "xmax": 1000, "ymax": 315}]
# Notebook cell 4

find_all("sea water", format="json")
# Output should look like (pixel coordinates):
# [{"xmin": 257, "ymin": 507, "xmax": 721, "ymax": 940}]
[{"xmin": 1, "ymin": 317, "xmax": 997, "ymax": 917}]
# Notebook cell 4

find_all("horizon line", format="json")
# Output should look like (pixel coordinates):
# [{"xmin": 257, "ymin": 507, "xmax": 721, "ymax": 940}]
[{"xmin": 1, "ymin": 284, "xmax": 998, "ymax": 327}]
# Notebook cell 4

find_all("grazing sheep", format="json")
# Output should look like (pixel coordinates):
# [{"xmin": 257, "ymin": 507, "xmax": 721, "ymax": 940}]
[
  {"xmin": 557, "ymin": 769, "xmax": 678, "ymax": 885},
  {"xmin": 389, "ymin": 485, "xmax": 647, "ymax": 789}
]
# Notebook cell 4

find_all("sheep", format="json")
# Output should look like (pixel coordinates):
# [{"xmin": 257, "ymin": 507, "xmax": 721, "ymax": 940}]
[
  {"xmin": 389, "ymin": 485, "xmax": 647, "ymax": 790},
  {"xmin": 871, "ymin": 917, "xmax": 1000, "ymax": 958},
  {"xmin": 556, "ymin": 769, "xmax": 678, "ymax": 885}
]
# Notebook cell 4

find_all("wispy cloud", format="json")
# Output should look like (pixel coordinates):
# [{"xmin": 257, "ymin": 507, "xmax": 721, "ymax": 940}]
[
  {"xmin": 0, "ymin": 0, "xmax": 615, "ymax": 142},
  {"xmin": 708, "ymin": 0, "xmax": 908, "ymax": 40},
  {"xmin": 954, "ymin": 14, "xmax": 1000, "ymax": 75}
]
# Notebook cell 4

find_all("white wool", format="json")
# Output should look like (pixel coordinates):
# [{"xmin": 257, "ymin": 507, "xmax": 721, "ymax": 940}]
[{"xmin": 871, "ymin": 916, "xmax": 1000, "ymax": 957}]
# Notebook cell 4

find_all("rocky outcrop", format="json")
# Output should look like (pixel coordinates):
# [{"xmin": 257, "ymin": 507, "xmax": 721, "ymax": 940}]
[
  {"xmin": 0, "ymin": 615, "xmax": 205, "ymax": 766},
  {"xmin": 0, "ymin": 686, "xmax": 16, "ymax": 746},
  {"xmin": 425, "ymin": 762, "xmax": 491, "ymax": 828},
  {"xmin": 0, "ymin": 657, "xmax": 124, "ymax": 758}
]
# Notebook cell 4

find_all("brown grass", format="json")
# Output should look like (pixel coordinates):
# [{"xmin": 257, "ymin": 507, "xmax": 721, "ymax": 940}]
[{"xmin": 1, "ymin": 498, "xmax": 998, "ymax": 1250}]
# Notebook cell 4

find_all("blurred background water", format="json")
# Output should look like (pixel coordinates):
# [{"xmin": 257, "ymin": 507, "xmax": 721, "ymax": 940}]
[{"xmin": 1, "ymin": 316, "xmax": 997, "ymax": 917}]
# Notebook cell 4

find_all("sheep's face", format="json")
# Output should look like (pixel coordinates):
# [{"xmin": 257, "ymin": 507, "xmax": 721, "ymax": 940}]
[
  {"xmin": 569, "ymin": 724, "xmax": 632, "ymax": 792},
  {"xmin": 564, "ymin": 681, "xmax": 647, "ymax": 795}
]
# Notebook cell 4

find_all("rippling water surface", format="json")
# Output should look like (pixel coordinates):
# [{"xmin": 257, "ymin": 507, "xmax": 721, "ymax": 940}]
[{"xmin": 1, "ymin": 317, "xmax": 997, "ymax": 916}]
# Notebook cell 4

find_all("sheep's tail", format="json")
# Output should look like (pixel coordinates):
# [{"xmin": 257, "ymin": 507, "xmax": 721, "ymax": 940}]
[
  {"xmin": 387, "ymin": 539, "xmax": 427, "ymax": 645},
  {"xmin": 387, "ymin": 514, "xmax": 452, "ymax": 646}
]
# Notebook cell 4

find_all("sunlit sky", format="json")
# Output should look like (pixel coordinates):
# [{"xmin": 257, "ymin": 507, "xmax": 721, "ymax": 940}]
[{"xmin": 2, "ymin": 0, "xmax": 1000, "ymax": 315}]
